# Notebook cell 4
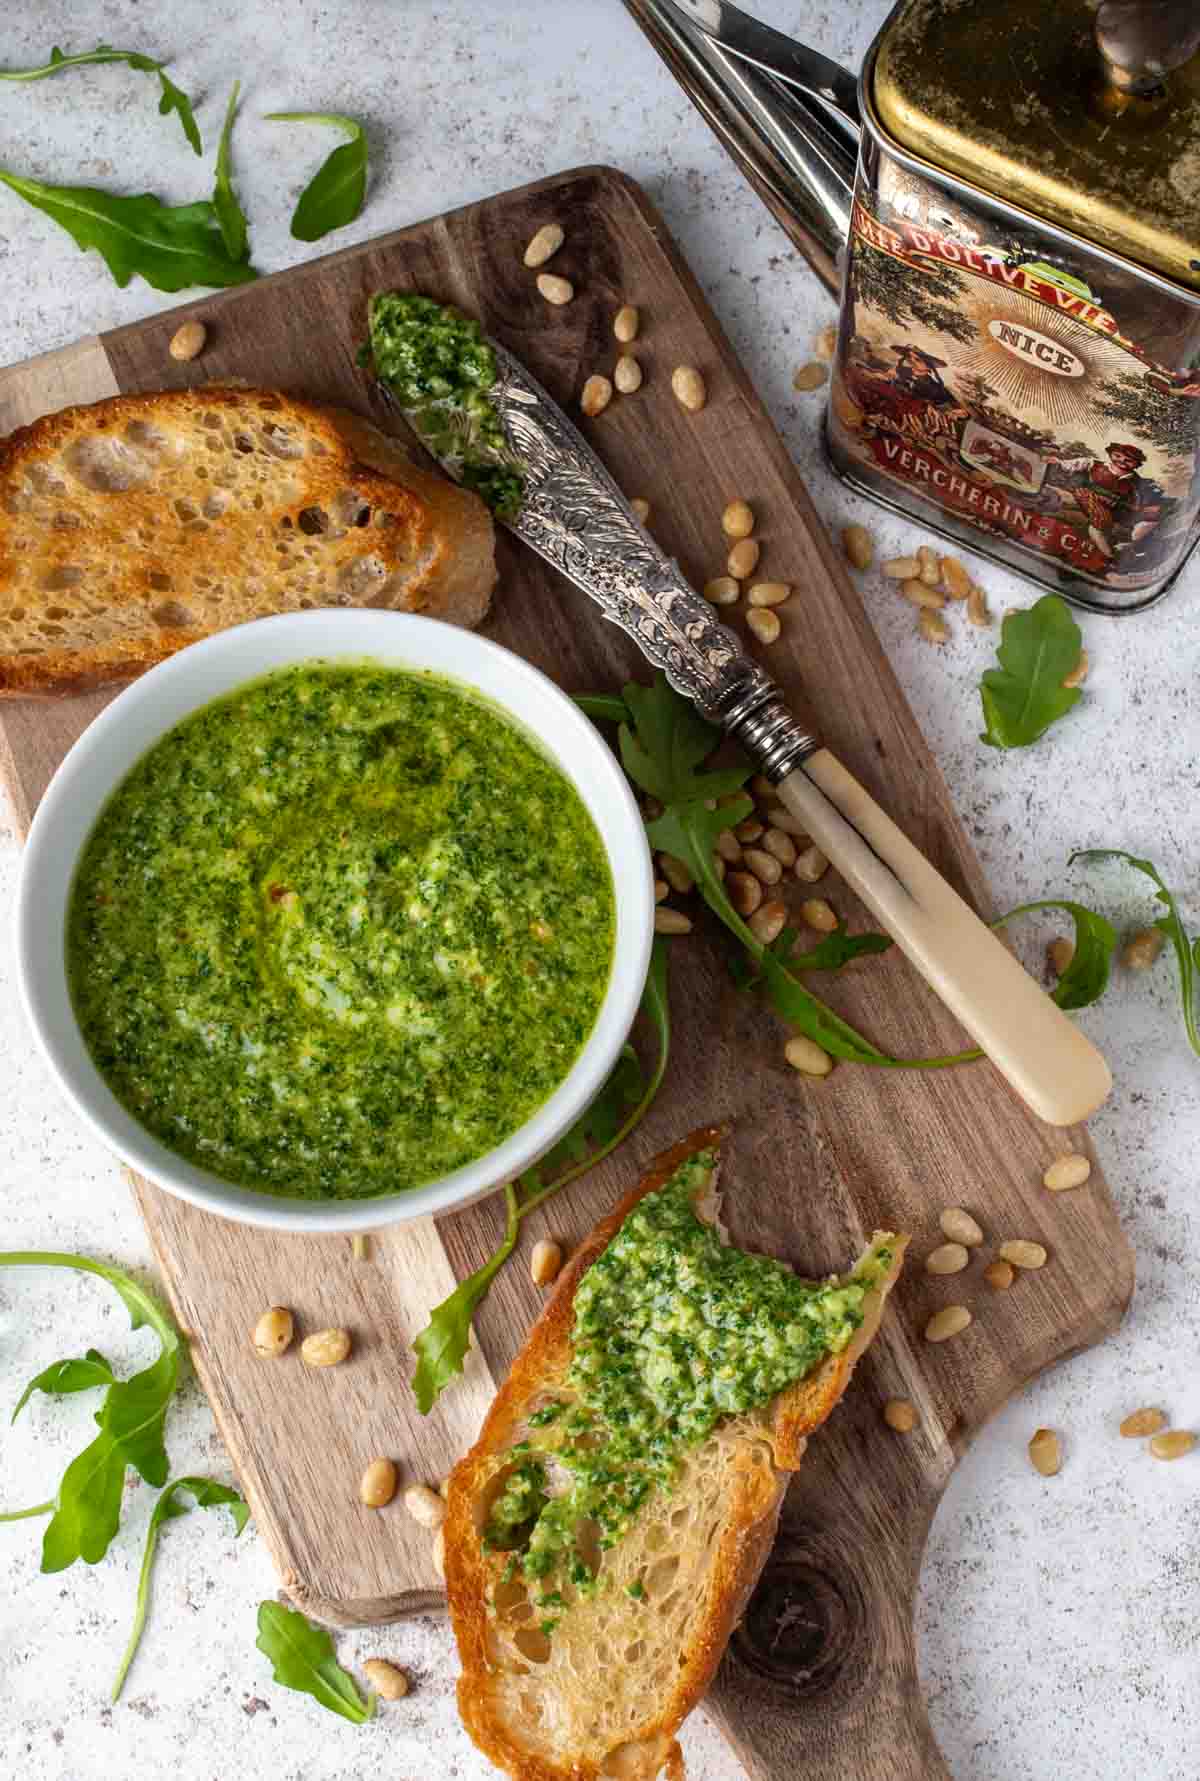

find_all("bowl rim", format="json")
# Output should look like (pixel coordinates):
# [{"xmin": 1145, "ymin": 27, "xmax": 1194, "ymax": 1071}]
[{"xmin": 14, "ymin": 610, "xmax": 654, "ymax": 1232}]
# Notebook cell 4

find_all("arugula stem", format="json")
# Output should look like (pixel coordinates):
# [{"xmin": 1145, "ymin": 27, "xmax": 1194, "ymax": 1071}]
[
  {"xmin": 0, "ymin": 1500, "xmax": 54, "ymax": 1522},
  {"xmin": 515, "ymin": 1050, "xmax": 668, "ymax": 1224},
  {"xmin": 111, "ymin": 1510, "xmax": 159, "ymax": 1701}
]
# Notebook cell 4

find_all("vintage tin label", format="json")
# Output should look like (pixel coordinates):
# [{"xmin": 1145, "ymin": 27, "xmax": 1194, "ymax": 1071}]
[{"xmin": 829, "ymin": 178, "xmax": 1200, "ymax": 601}]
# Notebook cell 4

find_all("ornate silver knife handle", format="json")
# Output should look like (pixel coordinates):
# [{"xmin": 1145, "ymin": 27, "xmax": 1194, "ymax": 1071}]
[{"xmin": 485, "ymin": 344, "xmax": 820, "ymax": 777}]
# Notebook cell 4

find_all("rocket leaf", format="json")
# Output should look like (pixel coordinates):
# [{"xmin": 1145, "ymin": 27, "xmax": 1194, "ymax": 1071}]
[
  {"xmin": 12, "ymin": 1349, "xmax": 115, "ymax": 1423},
  {"xmin": 256, "ymin": 1601, "xmax": 375, "ymax": 1723},
  {"xmin": 0, "ymin": 172, "xmax": 257, "ymax": 292},
  {"xmin": 266, "ymin": 112, "xmax": 367, "ymax": 241},
  {"xmin": 979, "ymin": 595, "xmax": 1083, "ymax": 749},
  {"xmin": 1072, "ymin": 849, "xmax": 1200, "ymax": 1054},
  {"xmin": 213, "ymin": 81, "xmax": 249, "ymax": 262},
  {"xmin": 0, "ymin": 45, "xmax": 201, "ymax": 154}
]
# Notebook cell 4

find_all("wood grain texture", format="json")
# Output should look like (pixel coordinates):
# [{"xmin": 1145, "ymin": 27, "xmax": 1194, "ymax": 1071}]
[{"xmin": 0, "ymin": 167, "xmax": 1134, "ymax": 1781}]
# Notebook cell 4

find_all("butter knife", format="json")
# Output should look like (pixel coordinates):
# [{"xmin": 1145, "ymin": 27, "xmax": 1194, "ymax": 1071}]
[{"xmin": 374, "ymin": 343, "xmax": 1111, "ymax": 1128}]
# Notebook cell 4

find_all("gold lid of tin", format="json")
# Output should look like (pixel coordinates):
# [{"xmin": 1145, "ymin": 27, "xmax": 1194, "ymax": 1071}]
[{"xmin": 874, "ymin": 0, "xmax": 1200, "ymax": 291}]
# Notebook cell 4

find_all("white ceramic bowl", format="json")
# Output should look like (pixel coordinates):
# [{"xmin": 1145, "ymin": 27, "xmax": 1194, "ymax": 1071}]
[{"xmin": 15, "ymin": 611, "xmax": 654, "ymax": 1232}]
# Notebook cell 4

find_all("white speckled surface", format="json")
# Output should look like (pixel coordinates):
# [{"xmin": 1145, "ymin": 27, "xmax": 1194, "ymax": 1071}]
[{"xmin": 2, "ymin": 4, "xmax": 1198, "ymax": 1778}]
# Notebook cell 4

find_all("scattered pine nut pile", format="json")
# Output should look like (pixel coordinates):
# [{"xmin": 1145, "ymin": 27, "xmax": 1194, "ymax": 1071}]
[{"xmin": 878, "ymin": 1163, "xmax": 1195, "ymax": 1473}]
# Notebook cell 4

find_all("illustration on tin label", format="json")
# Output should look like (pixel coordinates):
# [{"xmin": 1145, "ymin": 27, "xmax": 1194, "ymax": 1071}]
[{"xmin": 829, "ymin": 192, "xmax": 1200, "ymax": 593}]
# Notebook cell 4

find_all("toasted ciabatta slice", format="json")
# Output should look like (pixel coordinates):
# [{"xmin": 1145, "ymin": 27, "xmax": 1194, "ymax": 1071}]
[
  {"xmin": 445, "ymin": 1126, "xmax": 907, "ymax": 1781},
  {"xmin": 0, "ymin": 385, "xmax": 496, "ymax": 696}
]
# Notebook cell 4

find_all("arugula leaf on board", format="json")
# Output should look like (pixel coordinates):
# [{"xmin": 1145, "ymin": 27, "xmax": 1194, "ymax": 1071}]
[
  {"xmin": 979, "ymin": 594, "xmax": 1083, "ymax": 749},
  {"xmin": 789, "ymin": 923, "xmax": 894, "ymax": 973},
  {"xmin": 412, "ymin": 943, "xmax": 671, "ymax": 1414},
  {"xmin": 265, "ymin": 112, "xmax": 367, "ymax": 241},
  {"xmin": 0, "ymin": 46, "xmax": 202, "ymax": 154},
  {"xmin": 213, "ymin": 81, "xmax": 249, "ymax": 261},
  {"xmin": 1072, "ymin": 849, "xmax": 1200, "ymax": 1054},
  {"xmin": 0, "ymin": 1252, "xmax": 181, "ymax": 1570},
  {"xmin": 256, "ymin": 1601, "xmax": 375, "ymax": 1723},
  {"xmin": 12, "ymin": 1349, "xmax": 115, "ymax": 1423},
  {"xmin": 0, "ymin": 173, "xmax": 258, "ymax": 292},
  {"xmin": 112, "ymin": 1478, "xmax": 247, "ymax": 1701}
]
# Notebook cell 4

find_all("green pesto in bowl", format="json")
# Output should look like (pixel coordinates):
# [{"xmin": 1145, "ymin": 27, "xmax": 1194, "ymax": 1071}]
[{"xmin": 66, "ymin": 662, "xmax": 615, "ymax": 1200}]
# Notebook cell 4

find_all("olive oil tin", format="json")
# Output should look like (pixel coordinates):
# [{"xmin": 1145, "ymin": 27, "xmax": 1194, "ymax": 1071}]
[{"xmin": 828, "ymin": 0, "xmax": 1200, "ymax": 612}]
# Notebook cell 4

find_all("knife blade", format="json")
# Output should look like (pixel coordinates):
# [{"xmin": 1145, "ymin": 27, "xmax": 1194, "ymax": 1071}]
[
  {"xmin": 372, "ymin": 340, "xmax": 1112, "ymax": 1129},
  {"xmin": 656, "ymin": 0, "xmax": 860, "ymax": 120}
]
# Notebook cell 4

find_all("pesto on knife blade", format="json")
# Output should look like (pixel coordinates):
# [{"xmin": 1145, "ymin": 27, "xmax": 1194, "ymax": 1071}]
[
  {"xmin": 366, "ymin": 291, "xmax": 525, "ymax": 518},
  {"xmin": 67, "ymin": 663, "xmax": 614, "ymax": 1200}
]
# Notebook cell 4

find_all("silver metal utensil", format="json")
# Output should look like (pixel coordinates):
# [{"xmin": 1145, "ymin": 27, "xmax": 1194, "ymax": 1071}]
[{"xmin": 375, "ymin": 345, "xmax": 1112, "ymax": 1128}]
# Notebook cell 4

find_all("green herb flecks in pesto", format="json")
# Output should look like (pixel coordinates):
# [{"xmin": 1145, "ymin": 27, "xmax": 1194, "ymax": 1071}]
[
  {"xmin": 486, "ymin": 1150, "xmax": 893, "ymax": 1587},
  {"xmin": 67, "ymin": 664, "xmax": 614, "ymax": 1201},
  {"xmin": 366, "ymin": 291, "xmax": 524, "ymax": 518}
]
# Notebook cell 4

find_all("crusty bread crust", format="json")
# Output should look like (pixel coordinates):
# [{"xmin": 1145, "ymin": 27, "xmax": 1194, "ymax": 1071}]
[
  {"xmin": 0, "ymin": 385, "xmax": 496, "ymax": 697},
  {"xmin": 445, "ymin": 1127, "xmax": 907, "ymax": 1781}
]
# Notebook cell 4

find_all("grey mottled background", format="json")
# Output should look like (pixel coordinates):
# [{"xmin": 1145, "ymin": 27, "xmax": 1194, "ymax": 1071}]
[{"xmin": 1, "ymin": 4, "xmax": 1198, "ymax": 1779}]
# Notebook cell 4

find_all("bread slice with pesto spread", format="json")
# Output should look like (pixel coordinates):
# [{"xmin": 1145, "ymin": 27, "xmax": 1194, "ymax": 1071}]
[
  {"xmin": 0, "ymin": 385, "xmax": 496, "ymax": 696},
  {"xmin": 444, "ymin": 1126, "xmax": 907, "ymax": 1781}
]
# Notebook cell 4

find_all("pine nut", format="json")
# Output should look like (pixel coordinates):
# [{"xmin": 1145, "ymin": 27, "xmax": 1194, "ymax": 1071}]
[
  {"xmin": 940, "ymin": 556, "xmax": 971, "ymax": 599},
  {"xmin": 169, "ymin": 319, "xmax": 207, "ymax": 361},
  {"xmin": 722, "ymin": 498, "xmax": 755, "ymax": 539},
  {"xmin": 703, "ymin": 575, "xmax": 740, "ymax": 606},
  {"xmin": 360, "ymin": 1458, "xmax": 398, "ymax": 1508},
  {"xmin": 744, "ymin": 847, "xmax": 782, "ymax": 886},
  {"xmin": 784, "ymin": 1034, "xmax": 833, "ymax": 1077},
  {"xmin": 301, "ymin": 1327, "xmax": 352, "ymax": 1368},
  {"xmin": 925, "ymin": 1242, "xmax": 969, "ymax": 1275},
  {"xmin": 363, "ymin": 1658, "xmax": 409, "ymax": 1700},
  {"xmin": 1047, "ymin": 936, "xmax": 1075, "ymax": 976},
  {"xmin": 715, "ymin": 829, "xmax": 743, "ymax": 863},
  {"xmin": 792, "ymin": 360, "xmax": 827, "ymax": 392},
  {"xmin": 530, "ymin": 1238, "xmax": 563, "ymax": 1287},
  {"xmin": 1120, "ymin": 1407, "xmax": 1166, "ymax": 1438},
  {"xmin": 1150, "ymin": 1431, "xmax": 1196, "ymax": 1461},
  {"xmin": 351, "ymin": 1232, "xmax": 370, "ymax": 1261},
  {"xmin": 983, "ymin": 1259, "xmax": 1014, "ymax": 1290},
  {"xmin": 671, "ymin": 364, "xmax": 706, "ymax": 411},
  {"xmin": 800, "ymin": 897, "xmax": 838, "ymax": 933},
  {"xmin": 439, "ymin": 1477, "xmax": 451, "ymax": 1498},
  {"xmin": 842, "ymin": 523, "xmax": 874, "ymax": 570},
  {"xmin": 630, "ymin": 497, "xmax": 651, "ymax": 523},
  {"xmin": 1043, "ymin": 1154, "xmax": 1091, "ymax": 1193},
  {"xmin": 253, "ymin": 1306, "xmax": 294, "ymax": 1357},
  {"xmin": 749, "ymin": 899, "xmax": 787, "ymax": 945},
  {"xmin": 404, "ymin": 1484, "xmax": 447, "ymax": 1530},
  {"xmin": 431, "ymin": 1526, "xmax": 446, "ymax": 1579},
  {"xmin": 999, "ymin": 1239, "xmax": 1047, "ymax": 1270},
  {"xmin": 762, "ymin": 805, "xmax": 807, "ymax": 837},
  {"xmin": 1028, "ymin": 1428, "xmax": 1062, "ymax": 1476},
  {"xmin": 748, "ymin": 581, "xmax": 791, "ymax": 608},
  {"xmin": 746, "ymin": 608, "xmax": 780, "ymax": 644},
  {"xmin": 659, "ymin": 853, "xmax": 693, "ymax": 894},
  {"xmin": 1122, "ymin": 927, "xmax": 1163, "ymax": 970},
  {"xmin": 966, "ymin": 584, "xmax": 992, "ymax": 627},
  {"xmin": 882, "ymin": 1398, "xmax": 916, "ymax": 1432},
  {"xmin": 762, "ymin": 827, "xmax": 797, "ymax": 867},
  {"xmin": 793, "ymin": 844, "xmax": 828, "ymax": 884},
  {"xmin": 654, "ymin": 908, "xmax": 692, "ymax": 935},
  {"xmin": 940, "ymin": 1207, "xmax": 984, "ymax": 1246},
  {"xmin": 713, "ymin": 856, "xmax": 726, "ymax": 882},
  {"xmin": 925, "ymin": 1305, "xmax": 972, "ymax": 1343},
  {"xmin": 536, "ymin": 272, "xmax": 574, "ymax": 305},
  {"xmin": 524, "ymin": 222, "xmax": 564, "ymax": 267},
  {"xmin": 917, "ymin": 545, "xmax": 940, "ymax": 586},
  {"xmin": 733, "ymin": 818, "xmax": 764, "ymax": 844},
  {"xmin": 1062, "ymin": 648, "xmax": 1089, "ymax": 689},
  {"xmin": 613, "ymin": 303, "xmax": 640, "ymax": 342},
  {"xmin": 918, "ymin": 608, "xmax": 949, "ymax": 645},
  {"xmin": 653, "ymin": 878, "xmax": 668, "ymax": 903},
  {"xmin": 882, "ymin": 556, "xmax": 920, "ymax": 579},
  {"xmin": 716, "ymin": 791, "xmax": 746, "ymax": 807},
  {"xmin": 727, "ymin": 537, "xmax": 760, "ymax": 579},
  {"xmin": 580, "ymin": 374, "xmax": 612, "ymax": 417},
  {"xmin": 750, "ymin": 774, "xmax": 775, "ymax": 803},
  {"xmin": 902, "ymin": 579, "xmax": 946, "ymax": 609},
  {"xmin": 727, "ymin": 871, "xmax": 763, "ymax": 917},
  {"xmin": 614, "ymin": 354, "xmax": 643, "ymax": 394},
  {"xmin": 814, "ymin": 324, "xmax": 838, "ymax": 361}
]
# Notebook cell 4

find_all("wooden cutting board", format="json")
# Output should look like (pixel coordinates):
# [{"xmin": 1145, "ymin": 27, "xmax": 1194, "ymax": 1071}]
[{"xmin": 0, "ymin": 166, "xmax": 1133, "ymax": 1781}]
